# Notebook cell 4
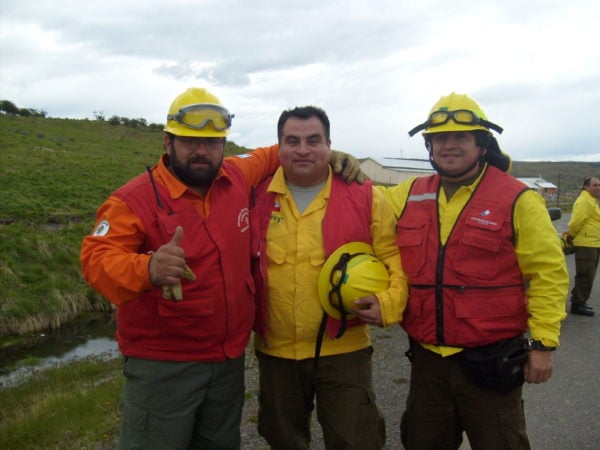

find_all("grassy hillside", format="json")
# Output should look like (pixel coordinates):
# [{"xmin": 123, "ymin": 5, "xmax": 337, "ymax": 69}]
[{"xmin": 0, "ymin": 115, "xmax": 251, "ymax": 336}]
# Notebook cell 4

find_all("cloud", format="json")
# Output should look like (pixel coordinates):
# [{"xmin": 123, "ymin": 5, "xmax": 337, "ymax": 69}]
[{"xmin": 1, "ymin": 0, "xmax": 599, "ymax": 161}]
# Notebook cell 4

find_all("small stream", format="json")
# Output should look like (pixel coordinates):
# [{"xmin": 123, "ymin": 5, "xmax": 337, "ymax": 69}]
[{"xmin": 0, "ymin": 313, "xmax": 119, "ymax": 388}]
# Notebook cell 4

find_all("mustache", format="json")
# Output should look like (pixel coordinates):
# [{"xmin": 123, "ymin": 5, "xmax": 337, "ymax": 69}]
[{"xmin": 189, "ymin": 156, "xmax": 212, "ymax": 164}]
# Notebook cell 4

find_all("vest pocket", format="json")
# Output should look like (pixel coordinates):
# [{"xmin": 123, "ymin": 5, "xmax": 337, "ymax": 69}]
[
  {"xmin": 452, "ymin": 287, "xmax": 527, "ymax": 344},
  {"xmin": 396, "ymin": 221, "xmax": 429, "ymax": 276},
  {"xmin": 454, "ymin": 227, "xmax": 502, "ymax": 277},
  {"xmin": 454, "ymin": 287, "xmax": 526, "ymax": 319},
  {"xmin": 158, "ymin": 296, "xmax": 215, "ymax": 316}
]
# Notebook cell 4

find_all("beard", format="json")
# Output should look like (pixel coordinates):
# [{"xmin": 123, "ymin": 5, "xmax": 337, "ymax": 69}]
[{"xmin": 170, "ymin": 152, "xmax": 223, "ymax": 188}]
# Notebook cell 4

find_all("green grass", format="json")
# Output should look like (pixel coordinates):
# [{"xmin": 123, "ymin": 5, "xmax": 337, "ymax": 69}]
[
  {"xmin": 0, "ymin": 356, "xmax": 123, "ymax": 449},
  {"xmin": 0, "ymin": 115, "xmax": 251, "ymax": 337}
]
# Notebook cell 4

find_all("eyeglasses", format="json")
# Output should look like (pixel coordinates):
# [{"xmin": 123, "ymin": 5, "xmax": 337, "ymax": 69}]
[
  {"xmin": 167, "ymin": 103, "xmax": 234, "ymax": 131},
  {"xmin": 408, "ymin": 109, "xmax": 503, "ymax": 136},
  {"xmin": 175, "ymin": 136, "xmax": 225, "ymax": 152}
]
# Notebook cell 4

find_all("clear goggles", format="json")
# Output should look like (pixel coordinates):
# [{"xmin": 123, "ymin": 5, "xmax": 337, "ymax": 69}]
[
  {"xmin": 408, "ymin": 109, "xmax": 503, "ymax": 136},
  {"xmin": 167, "ymin": 103, "xmax": 234, "ymax": 131}
]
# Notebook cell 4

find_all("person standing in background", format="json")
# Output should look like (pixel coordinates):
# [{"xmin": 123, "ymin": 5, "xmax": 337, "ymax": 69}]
[{"xmin": 568, "ymin": 176, "xmax": 600, "ymax": 316}]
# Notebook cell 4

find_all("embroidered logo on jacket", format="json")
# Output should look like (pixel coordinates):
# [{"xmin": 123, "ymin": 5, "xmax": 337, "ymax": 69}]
[{"xmin": 238, "ymin": 208, "xmax": 250, "ymax": 232}]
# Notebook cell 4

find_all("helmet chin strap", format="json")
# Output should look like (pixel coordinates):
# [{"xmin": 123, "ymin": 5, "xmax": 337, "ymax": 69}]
[{"xmin": 428, "ymin": 148, "xmax": 486, "ymax": 180}]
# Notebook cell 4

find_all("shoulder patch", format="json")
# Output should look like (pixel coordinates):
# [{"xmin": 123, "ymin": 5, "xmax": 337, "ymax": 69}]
[{"xmin": 93, "ymin": 220, "xmax": 110, "ymax": 236}]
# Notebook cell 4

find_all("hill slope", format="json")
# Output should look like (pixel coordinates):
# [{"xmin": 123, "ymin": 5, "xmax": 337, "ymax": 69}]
[{"xmin": 0, "ymin": 115, "xmax": 251, "ymax": 336}]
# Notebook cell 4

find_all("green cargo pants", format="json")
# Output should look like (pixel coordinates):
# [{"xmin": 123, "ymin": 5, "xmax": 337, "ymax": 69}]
[{"xmin": 118, "ymin": 355, "xmax": 245, "ymax": 450}]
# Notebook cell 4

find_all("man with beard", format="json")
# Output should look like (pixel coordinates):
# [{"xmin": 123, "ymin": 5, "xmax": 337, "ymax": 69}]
[{"xmin": 81, "ymin": 87, "xmax": 281, "ymax": 449}]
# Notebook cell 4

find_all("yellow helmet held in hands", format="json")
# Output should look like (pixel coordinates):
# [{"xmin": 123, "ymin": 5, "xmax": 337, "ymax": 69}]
[
  {"xmin": 318, "ymin": 242, "xmax": 390, "ymax": 320},
  {"xmin": 408, "ymin": 92, "xmax": 503, "ymax": 136},
  {"xmin": 164, "ymin": 87, "xmax": 234, "ymax": 137}
]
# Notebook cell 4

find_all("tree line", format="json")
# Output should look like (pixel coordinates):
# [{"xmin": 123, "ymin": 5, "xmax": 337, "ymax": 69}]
[
  {"xmin": 1, "ymin": 99, "xmax": 163, "ymax": 131},
  {"xmin": 0, "ymin": 99, "xmax": 47, "ymax": 117}
]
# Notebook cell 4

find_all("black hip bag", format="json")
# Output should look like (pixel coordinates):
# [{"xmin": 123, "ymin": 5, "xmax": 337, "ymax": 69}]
[{"xmin": 457, "ymin": 336, "xmax": 528, "ymax": 393}]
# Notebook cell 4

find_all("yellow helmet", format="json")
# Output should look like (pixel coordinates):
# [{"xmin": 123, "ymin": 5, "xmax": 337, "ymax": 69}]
[
  {"xmin": 318, "ymin": 242, "xmax": 390, "ymax": 320},
  {"xmin": 408, "ymin": 92, "xmax": 503, "ymax": 136},
  {"xmin": 164, "ymin": 87, "xmax": 234, "ymax": 137}
]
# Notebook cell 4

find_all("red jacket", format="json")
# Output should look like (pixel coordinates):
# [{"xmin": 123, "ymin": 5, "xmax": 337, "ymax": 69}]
[
  {"xmin": 113, "ymin": 162, "xmax": 255, "ymax": 361},
  {"xmin": 396, "ymin": 166, "xmax": 529, "ymax": 347},
  {"xmin": 251, "ymin": 175, "xmax": 373, "ymax": 340}
]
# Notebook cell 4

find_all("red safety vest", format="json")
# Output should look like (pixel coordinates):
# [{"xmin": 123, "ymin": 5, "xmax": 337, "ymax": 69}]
[
  {"xmin": 251, "ymin": 175, "xmax": 373, "ymax": 340},
  {"xmin": 396, "ymin": 166, "xmax": 529, "ymax": 347},
  {"xmin": 112, "ymin": 162, "xmax": 255, "ymax": 361}
]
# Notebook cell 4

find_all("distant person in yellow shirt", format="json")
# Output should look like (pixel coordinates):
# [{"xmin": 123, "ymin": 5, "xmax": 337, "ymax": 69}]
[
  {"xmin": 251, "ymin": 105, "xmax": 408, "ymax": 449},
  {"xmin": 568, "ymin": 176, "xmax": 600, "ymax": 316},
  {"xmin": 382, "ymin": 93, "xmax": 569, "ymax": 450}
]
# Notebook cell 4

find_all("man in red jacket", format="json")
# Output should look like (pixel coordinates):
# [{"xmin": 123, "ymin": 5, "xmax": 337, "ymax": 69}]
[{"xmin": 81, "ymin": 87, "xmax": 282, "ymax": 449}]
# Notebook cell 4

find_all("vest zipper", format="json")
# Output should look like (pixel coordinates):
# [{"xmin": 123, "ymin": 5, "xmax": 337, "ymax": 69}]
[{"xmin": 435, "ymin": 244, "xmax": 446, "ymax": 344}]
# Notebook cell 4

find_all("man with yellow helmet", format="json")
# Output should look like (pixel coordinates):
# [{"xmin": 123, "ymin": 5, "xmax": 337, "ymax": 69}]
[
  {"xmin": 382, "ymin": 93, "xmax": 569, "ymax": 449},
  {"xmin": 80, "ymin": 87, "xmax": 283, "ymax": 449}
]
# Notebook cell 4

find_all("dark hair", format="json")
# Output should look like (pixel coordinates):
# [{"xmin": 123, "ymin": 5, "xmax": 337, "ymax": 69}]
[
  {"xmin": 277, "ymin": 106, "xmax": 330, "ymax": 142},
  {"xmin": 583, "ymin": 177, "xmax": 592, "ymax": 188},
  {"xmin": 423, "ymin": 129, "xmax": 510, "ymax": 172}
]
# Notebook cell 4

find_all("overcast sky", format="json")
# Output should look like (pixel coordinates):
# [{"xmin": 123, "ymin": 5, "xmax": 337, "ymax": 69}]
[{"xmin": 2, "ymin": 0, "xmax": 599, "ymax": 161}]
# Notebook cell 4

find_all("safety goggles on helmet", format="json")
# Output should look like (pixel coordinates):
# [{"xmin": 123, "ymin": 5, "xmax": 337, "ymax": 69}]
[
  {"xmin": 328, "ymin": 252, "xmax": 356, "ymax": 314},
  {"xmin": 167, "ymin": 103, "xmax": 234, "ymax": 131},
  {"xmin": 408, "ymin": 109, "xmax": 503, "ymax": 137}
]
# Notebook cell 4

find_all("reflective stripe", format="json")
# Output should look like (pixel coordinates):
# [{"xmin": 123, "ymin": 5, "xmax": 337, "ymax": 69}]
[{"xmin": 408, "ymin": 192, "xmax": 437, "ymax": 202}]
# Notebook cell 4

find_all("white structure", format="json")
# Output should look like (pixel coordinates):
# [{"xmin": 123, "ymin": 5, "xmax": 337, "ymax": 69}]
[
  {"xmin": 360, "ymin": 157, "xmax": 434, "ymax": 185},
  {"xmin": 360, "ymin": 159, "xmax": 558, "ymax": 201},
  {"xmin": 516, "ymin": 177, "xmax": 558, "ymax": 200}
]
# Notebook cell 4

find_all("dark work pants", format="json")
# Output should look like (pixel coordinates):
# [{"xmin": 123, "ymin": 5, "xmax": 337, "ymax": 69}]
[
  {"xmin": 256, "ymin": 347, "xmax": 385, "ymax": 450},
  {"xmin": 571, "ymin": 246, "xmax": 600, "ymax": 306},
  {"xmin": 400, "ymin": 343, "xmax": 530, "ymax": 450}
]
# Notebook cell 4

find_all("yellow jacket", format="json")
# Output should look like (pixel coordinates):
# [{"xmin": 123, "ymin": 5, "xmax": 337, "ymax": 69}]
[
  {"xmin": 569, "ymin": 189, "xmax": 600, "ymax": 247},
  {"xmin": 381, "ymin": 167, "xmax": 568, "ymax": 352},
  {"xmin": 254, "ymin": 167, "xmax": 409, "ymax": 359}
]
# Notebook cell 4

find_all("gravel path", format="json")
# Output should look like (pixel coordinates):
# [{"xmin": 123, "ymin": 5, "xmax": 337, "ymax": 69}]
[{"xmin": 240, "ymin": 325, "xmax": 410, "ymax": 449}]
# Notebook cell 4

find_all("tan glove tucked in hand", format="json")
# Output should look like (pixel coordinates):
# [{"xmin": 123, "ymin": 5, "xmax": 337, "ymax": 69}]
[
  {"xmin": 162, "ymin": 264, "xmax": 196, "ymax": 301},
  {"xmin": 330, "ymin": 150, "xmax": 367, "ymax": 184}
]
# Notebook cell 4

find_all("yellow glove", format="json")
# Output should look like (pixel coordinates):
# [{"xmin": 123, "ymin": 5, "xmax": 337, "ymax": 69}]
[
  {"xmin": 162, "ymin": 265, "xmax": 196, "ymax": 301},
  {"xmin": 330, "ymin": 150, "xmax": 367, "ymax": 184}
]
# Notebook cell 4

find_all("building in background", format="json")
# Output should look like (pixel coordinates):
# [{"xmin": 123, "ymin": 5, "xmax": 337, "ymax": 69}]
[
  {"xmin": 359, "ymin": 157, "xmax": 434, "ymax": 185},
  {"xmin": 360, "ymin": 159, "xmax": 558, "ymax": 202},
  {"xmin": 517, "ymin": 176, "xmax": 558, "ymax": 201}
]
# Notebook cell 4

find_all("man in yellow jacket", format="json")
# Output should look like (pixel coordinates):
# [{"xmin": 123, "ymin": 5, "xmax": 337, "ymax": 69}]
[
  {"xmin": 251, "ymin": 106, "xmax": 408, "ymax": 449},
  {"xmin": 568, "ymin": 176, "xmax": 600, "ymax": 316},
  {"xmin": 383, "ymin": 93, "xmax": 568, "ymax": 450}
]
